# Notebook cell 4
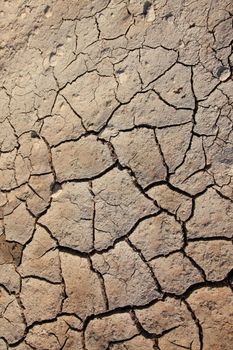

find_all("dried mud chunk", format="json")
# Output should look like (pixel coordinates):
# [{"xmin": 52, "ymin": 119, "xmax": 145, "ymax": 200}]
[
  {"xmin": 60, "ymin": 252, "xmax": 106, "ymax": 319},
  {"xmin": 204, "ymin": 138, "xmax": 233, "ymax": 194},
  {"xmin": 4, "ymin": 202, "xmax": 35, "ymax": 245},
  {"xmin": 0, "ymin": 150, "xmax": 17, "ymax": 190},
  {"xmin": 130, "ymin": 213, "xmax": 183, "ymax": 260},
  {"xmin": 2, "ymin": 185, "xmax": 30, "ymax": 216},
  {"xmin": 83, "ymin": 35, "xmax": 127, "ymax": 72},
  {"xmin": 0, "ymin": 89, "xmax": 10, "ymax": 123},
  {"xmin": 26, "ymin": 173, "xmax": 53, "ymax": 216},
  {"xmin": 139, "ymin": 47, "xmax": 177, "ymax": 87},
  {"xmin": 62, "ymin": 330, "xmax": 84, "ymax": 350},
  {"xmin": 45, "ymin": 21, "xmax": 76, "ymax": 69},
  {"xmin": 147, "ymin": 184, "xmax": 193, "ymax": 221},
  {"xmin": 62, "ymin": 72, "xmax": 118, "ymax": 131},
  {"xmin": 188, "ymin": 287, "xmax": 233, "ymax": 350},
  {"xmin": 111, "ymin": 335, "xmax": 155, "ymax": 350},
  {"xmin": 170, "ymin": 136, "xmax": 213, "ymax": 195},
  {"xmin": 193, "ymin": 88, "xmax": 226, "ymax": 136},
  {"xmin": 85, "ymin": 312, "xmax": 138, "ymax": 350},
  {"xmin": 186, "ymin": 188, "xmax": 233, "ymax": 239},
  {"xmin": 136, "ymin": 297, "xmax": 201, "ymax": 349},
  {"xmin": 220, "ymin": 77, "xmax": 233, "ymax": 105},
  {"xmin": 112, "ymin": 128, "xmax": 167, "ymax": 188},
  {"xmin": 193, "ymin": 63, "xmax": 219, "ymax": 100},
  {"xmin": 0, "ymin": 191, "xmax": 7, "ymax": 211},
  {"xmin": 92, "ymin": 168, "xmax": 158, "ymax": 250},
  {"xmin": 75, "ymin": 16, "xmax": 99, "ymax": 53},
  {"xmin": 126, "ymin": 16, "xmax": 152, "ymax": 49},
  {"xmin": 0, "ymin": 119, "xmax": 18, "ymax": 152},
  {"xmin": 150, "ymin": 252, "xmax": 203, "ymax": 294},
  {"xmin": 71, "ymin": 0, "xmax": 110, "ymax": 19},
  {"xmin": 14, "ymin": 155, "xmax": 31, "ymax": 188},
  {"xmin": 152, "ymin": 64, "xmax": 195, "ymax": 109},
  {"xmin": 0, "ymin": 264, "xmax": 20, "ymax": 292},
  {"xmin": 21, "ymin": 277, "xmax": 63, "ymax": 325},
  {"xmin": 52, "ymin": 135, "xmax": 114, "ymax": 182},
  {"xmin": 9, "ymin": 343, "xmax": 31, "ymax": 350},
  {"xmin": 96, "ymin": 2, "xmax": 133, "ymax": 39},
  {"xmin": 17, "ymin": 133, "xmax": 51, "ymax": 176},
  {"xmin": 115, "ymin": 47, "xmax": 177, "ymax": 101},
  {"xmin": 0, "ymin": 339, "xmax": 7, "ymax": 350},
  {"xmin": 186, "ymin": 240, "xmax": 233, "ymax": 281},
  {"xmin": 107, "ymin": 91, "xmax": 192, "ymax": 133},
  {"xmin": 156, "ymin": 123, "xmax": 193, "ymax": 173},
  {"xmin": 0, "ymin": 234, "xmax": 23, "ymax": 265},
  {"xmin": 214, "ymin": 17, "xmax": 233, "ymax": 50},
  {"xmin": 18, "ymin": 225, "xmax": 61, "ymax": 283},
  {"xmin": 0, "ymin": 287, "xmax": 25, "ymax": 344},
  {"xmin": 144, "ymin": 11, "xmax": 181, "ymax": 49},
  {"xmin": 25, "ymin": 316, "xmax": 83, "ymax": 350},
  {"xmin": 114, "ymin": 50, "xmax": 141, "ymax": 102},
  {"xmin": 39, "ymin": 182, "xmax": 94, "ymax": 252},
  {"xmin": 41, "ymin": 96, "xmax": 85, "ymax": 147},
  {"xmin": 92, "ymin": 241, "xmax": 160, "ymax": 309}
]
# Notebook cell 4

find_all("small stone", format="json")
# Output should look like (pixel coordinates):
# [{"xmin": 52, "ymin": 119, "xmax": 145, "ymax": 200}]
[
  {"xmin": 31, "ymin": 130, "xmax": 39, "ymax": 138},
  {"xmin": 216, "ymin": 66, "xmax": 231, "ymax": 81},
  {"xmin": 143, "ymin": 2, "xmax": 156, "ymax": 22}
]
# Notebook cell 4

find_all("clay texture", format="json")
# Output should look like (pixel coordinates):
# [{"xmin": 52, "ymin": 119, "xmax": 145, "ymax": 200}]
[{"xmin": 0, "ymin": 0, "xmax": 233, "ymax": 349}]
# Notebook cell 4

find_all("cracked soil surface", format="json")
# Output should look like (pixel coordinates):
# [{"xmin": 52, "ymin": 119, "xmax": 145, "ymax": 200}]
[{"xmin": 0, "ymin": 0, "xmax": 233, "ymax": 349}]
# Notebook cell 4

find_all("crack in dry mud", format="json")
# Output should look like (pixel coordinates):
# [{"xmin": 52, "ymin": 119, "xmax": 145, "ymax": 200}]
[{"xmin": 0, "ymin": 0, "xmax": 233, "ymax": 349}]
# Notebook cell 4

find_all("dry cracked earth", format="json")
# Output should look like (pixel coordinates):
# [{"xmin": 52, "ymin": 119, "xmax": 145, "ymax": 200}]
[{"xmin": 0, "ymin": 0, "xmax": 233, "ymax": 349}]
